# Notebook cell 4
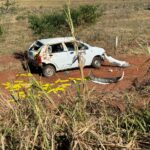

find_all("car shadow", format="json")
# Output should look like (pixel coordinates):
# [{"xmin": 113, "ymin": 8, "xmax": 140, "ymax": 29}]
[
  {"xmin": 13, "ymin": 51, "xmax": 42, "ymax": 75},
  {"xmin": 13, "ymin": 51, "xmax": 27, "ymax": 70},
  {"xmin": 13, "ymin": 51, "xmax": 119, "ymax": 77}
]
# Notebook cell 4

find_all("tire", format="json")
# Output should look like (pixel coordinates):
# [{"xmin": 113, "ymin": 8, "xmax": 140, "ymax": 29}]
[
  {"xmin": 42, "ymin": 65, "xmax": 56, "ymax": 77},
  {"xmin": 91, "ymin": 57, "xmax": 101, "ymax": 68}
]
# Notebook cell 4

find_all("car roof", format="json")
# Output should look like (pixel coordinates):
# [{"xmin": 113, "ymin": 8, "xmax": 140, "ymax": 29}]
[{"xmin": 38, "ymin": 37, "xmax": 76, "ymax": 45}]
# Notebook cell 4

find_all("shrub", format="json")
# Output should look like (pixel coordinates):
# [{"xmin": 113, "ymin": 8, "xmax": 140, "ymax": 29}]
[
  {"xmin": 0, "ymin": 26, "xmax": 3, "ymax": 36},
  {"xmin": 28, "ymin": 4, "xmax": 101, "ymax": 37},
  {"xmin": 78, "ymin": 5, "xmax": 99, "ymax": 24},
  {"xmin": 28, "ymin": 12, "xmax": 66, "ymax": 37}
]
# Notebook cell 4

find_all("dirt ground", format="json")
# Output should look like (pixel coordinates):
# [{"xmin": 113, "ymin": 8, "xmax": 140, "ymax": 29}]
[
  {"xmin": 0, "ymin": 54, "xmax": 149, "ymax": 91},
  {"xmin": 0, "ymin": 54, "xmax": 149, "ymax": 111}
]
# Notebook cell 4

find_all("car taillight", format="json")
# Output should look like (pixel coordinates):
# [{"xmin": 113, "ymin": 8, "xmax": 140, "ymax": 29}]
[{"xmin": 36, "ymin": 55, "xmax": 42, "ymax": 64}]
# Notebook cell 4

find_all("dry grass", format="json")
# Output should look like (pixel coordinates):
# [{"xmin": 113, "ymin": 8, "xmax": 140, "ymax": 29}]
[
  {"xmin": 0, "ymin": 75, "xmax": 150, "ymax": 149},
  {"xmin": 0, "ymin": 0, "xmax": 149, "ymax": 56}
]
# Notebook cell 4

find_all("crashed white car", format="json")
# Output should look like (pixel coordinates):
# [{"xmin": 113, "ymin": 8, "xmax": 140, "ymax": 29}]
[
  {"xmin": 27, "ymin": 37, "xmax": 106, "ymax": 77},
  {"xmin": 27, "ymin": 37, "xmax": 129, "ymax": 77}
]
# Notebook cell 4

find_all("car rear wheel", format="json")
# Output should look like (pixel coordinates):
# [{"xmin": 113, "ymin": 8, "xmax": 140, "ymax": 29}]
[
  {"xmin": 42, "ymin": 65, "xmax": 56, "ymax": 77},
  {"xmin": 91, "ymin": 57, "xmax": 102, "ymax": 68}
]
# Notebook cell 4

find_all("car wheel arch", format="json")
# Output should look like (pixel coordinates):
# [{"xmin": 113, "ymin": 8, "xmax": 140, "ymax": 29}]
[
  {"xmin": 91, "ymin": 55, "xmax": 104, "ymax": 68},
  {"xmin": 92, "ymin": 55, "xmax": 104, "ymax": 61},
  {"xmin": 42, "ymin": 63, "xmax": 57, "ymax": 71}
]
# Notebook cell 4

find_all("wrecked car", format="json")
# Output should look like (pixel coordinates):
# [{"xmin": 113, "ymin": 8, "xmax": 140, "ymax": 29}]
[{"xmin": 27, "ymin": 37, "xmax": 129, "ymax": 77}]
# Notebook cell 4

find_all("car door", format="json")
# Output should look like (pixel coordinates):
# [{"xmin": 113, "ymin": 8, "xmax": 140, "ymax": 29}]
[
  {"xmin": 77, "ymin": 42, "xmax": 92, "ymax": 66},
  {"xmin": 64, "ymin": 42, "xmax": 78, "ymax": 68},
  {"xmin": 49, "ymin": 43, "xmax": 70, "ymax": 70}
]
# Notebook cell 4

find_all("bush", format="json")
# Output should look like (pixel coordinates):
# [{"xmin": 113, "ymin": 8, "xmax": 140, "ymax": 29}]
[
  {"xmin": 0, "ymin": 26, "xmax": 3, "ymax": 36},
  {"xmin": 28, "ymin": 4, "xmax": 101, "ymax": 37},
  {"xmin": 28, "ymin": 12, "xmax": 66, "ymax": 37}
]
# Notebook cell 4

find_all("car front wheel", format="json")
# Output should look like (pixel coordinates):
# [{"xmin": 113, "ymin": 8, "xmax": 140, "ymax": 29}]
[
  {"xmin": 42, "ymin": 65, "xmax": 56, "ymax": 77},
  {"xmin": 91, "ymin": 57, "xmax": 102, "ymax": 68}
]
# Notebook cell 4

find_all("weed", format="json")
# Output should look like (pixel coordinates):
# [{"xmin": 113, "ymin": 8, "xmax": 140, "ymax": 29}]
[
  {"xmin": 0, "ymin": 76, "xmax": 150, "ymax": 149},
  {"xmin": 1, "ymin": 50, "xmax": 149, "ymax": 149}
]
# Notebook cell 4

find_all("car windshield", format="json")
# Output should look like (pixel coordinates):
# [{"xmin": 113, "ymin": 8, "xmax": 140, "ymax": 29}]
[{"xmin": 29, "ymin": 41, "xmax": 43, "ymax": 51}]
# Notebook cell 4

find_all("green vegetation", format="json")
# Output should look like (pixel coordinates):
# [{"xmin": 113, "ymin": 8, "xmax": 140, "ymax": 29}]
[
  {"xmin": 28, "ymin": 5, "xmax": 102, "ymax": 37},
  {"xmin": 0, "ymin": 25, "xmax": 3, "ymax": 36}
]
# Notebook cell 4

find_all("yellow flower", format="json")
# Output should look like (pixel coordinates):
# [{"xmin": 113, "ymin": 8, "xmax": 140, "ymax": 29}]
[
  {"xmin": 54, "ymin": 87, "xmax": 65, "ymax": 93},
  {"xmin": 2, "ymin": 82, "xmax": 12, "ymax": 89},
  {"xmin": 20, "ymin": 83, "xmax": 31, "ymax": 88},
  {"xmin": 42, "ymin": 86, "xmax": 49, "ymax": 91},
  {"xmin": 55, "ymin": 79, "xmax": 61, "ymax": 84},
  {"xmin": 60, "ymin": 83, "xmax": 71, "ymax": 88},
  {"xmin": 2, "ymin": 82, "xmax": 11, "ymax": 86},
  {"xmin": 12, "ymin": 84, "xmax": 22, "ymax": 91},
  {"xmin": 55, "ymin": 79, "xmax": 69, "ymax": 84},
  {"xmin": 14, "ymin": 80, "xmax": 24, "ymax": 83},
  {"xmin": 27, "ymin": 73, "xmax": 33, "ymax": 77},
  {"xmin": 18, "ymin": 91, "xmax": 26, "ymax": 98},
  {"xmin": 47, "ymin": 89, "xmax": 55, "ymax": 93},
  {"xmin": 8, "ymin": 99, "xmax": 15, "ymax": 103},
  {"xmin": 16, "ymin": 73, "xmax": 33, "ymax": 77},
  {"xmin": 16, "ymin": 74, "xmax": 25, "ymax": 77},
  {"xmin": 42, "ymin": 83, "xmax": 50, "ymax": 87}
]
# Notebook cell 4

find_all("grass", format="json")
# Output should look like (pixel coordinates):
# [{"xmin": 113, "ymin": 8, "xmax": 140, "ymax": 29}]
[
  {"xmin": 0, "ymin": 74, "xmax": 150, "ymax": 149},
  {"xmin": 0, "ymin": 0, "xmax": 149, "ymax": 55},
  {"xmin": 0, "ymin": 1, "xmax": 150, "ymax": 149}
]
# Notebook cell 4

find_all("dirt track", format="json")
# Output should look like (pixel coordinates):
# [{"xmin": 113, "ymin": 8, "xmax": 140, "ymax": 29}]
[{"xmin": 0, "ymin": 54, "xmax": 149, "ymax": 93}]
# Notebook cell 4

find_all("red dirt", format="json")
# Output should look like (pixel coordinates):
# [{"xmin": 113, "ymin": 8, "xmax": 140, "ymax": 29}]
[
  {"xmin": 0, "ymin": 54, "xmax": 149, "ymax": 110},
  {"xmin": 0, "ymin": 54, "xmax": 149, "ymax": 92}
]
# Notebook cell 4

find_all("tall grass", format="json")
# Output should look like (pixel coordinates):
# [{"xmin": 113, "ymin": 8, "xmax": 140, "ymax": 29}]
[{"xmin": 0, "ymin": 76, "xmax": 150, "ymax": 149}]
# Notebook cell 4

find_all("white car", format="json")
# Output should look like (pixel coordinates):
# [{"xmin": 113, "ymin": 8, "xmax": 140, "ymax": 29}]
[{"xmin": 27, "ymin": 37, "xmax": 106, "ymax": 77}]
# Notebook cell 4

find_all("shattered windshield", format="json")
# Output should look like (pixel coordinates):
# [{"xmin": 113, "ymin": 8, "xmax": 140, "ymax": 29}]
[{"xmin": 29, "ymin": 41, "xmax": 43, "ymax": 51}]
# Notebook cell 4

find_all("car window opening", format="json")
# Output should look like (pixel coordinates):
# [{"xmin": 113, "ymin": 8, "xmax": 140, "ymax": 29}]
[
  {"xmin": 29, "ymin": 41, "xmax": 43, "ymax": 51},
  {"xmin": 65, "ymin": 42, "xmax": 75, "ymax": 51},
  {"xmin": 65, "ymin": 42, "xmax": 88, "ymax": 51},
  {"xmin": 51, "ymin": 43, "xmax": 64, "ymax": 53}
]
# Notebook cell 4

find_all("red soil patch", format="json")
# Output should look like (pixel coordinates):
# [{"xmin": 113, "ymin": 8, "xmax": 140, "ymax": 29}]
[
  {"xmin": 0, "ymin": 54, "xmax": 149, "ymax": 111},
  {"xmin": 0, "ymin": 54, "xmax": 149, "ymax": 92}
]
